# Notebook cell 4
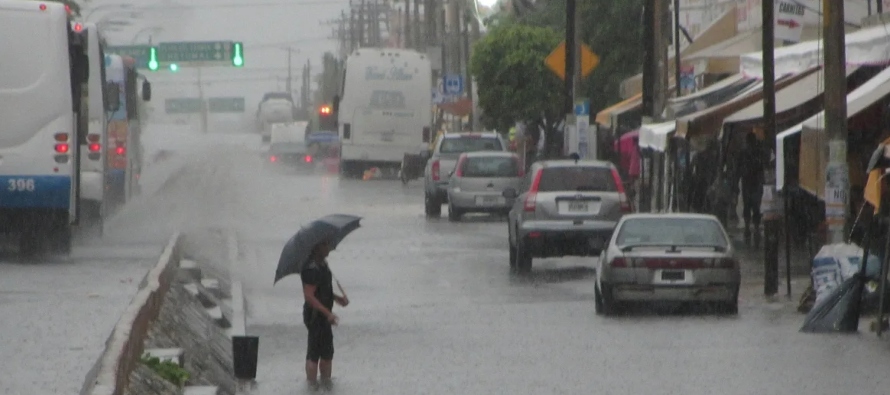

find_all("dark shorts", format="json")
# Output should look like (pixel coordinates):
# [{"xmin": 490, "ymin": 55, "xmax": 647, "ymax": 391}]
[{"xmin": 306, "ymin": 322, "xmax": 334, "ymax": 362}]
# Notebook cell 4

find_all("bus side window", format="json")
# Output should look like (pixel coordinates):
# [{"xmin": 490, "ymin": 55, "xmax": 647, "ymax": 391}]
[{"xmin": 343, "ymin": 123, "xmax": 351, "ymax": 139}]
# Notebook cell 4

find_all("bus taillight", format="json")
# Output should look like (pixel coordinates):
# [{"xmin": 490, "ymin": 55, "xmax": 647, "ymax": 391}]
[
  {"xmin": 88, "ymin": 143, "xmax": 101, "ymax": 152},
  {"xmin": 55, "ymin": 143, "xmax": 69, "ymax": 153},
  {"xmin": 115, "ymin": 146, "xmax": 125, "ymax": 155},
  {"xmin": 54, "ymin": 133, "xmax": 68, "ymax": 142}
]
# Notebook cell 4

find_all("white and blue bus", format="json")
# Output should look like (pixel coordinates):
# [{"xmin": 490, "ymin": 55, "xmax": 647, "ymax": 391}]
[
  {"xmin": 80, "ymin": 22, "xmax": 119, "ymax": 227},
  {"xmin": 0, "ymin": 0, "xmax": 90, "ymax": 254},
  {"xmin": 104, "ymin": 54, "xmax": 149, "ymax": 209},
  {"xmin": 336, "ymin": 48, "xmax": 433, "ymax": 178}
]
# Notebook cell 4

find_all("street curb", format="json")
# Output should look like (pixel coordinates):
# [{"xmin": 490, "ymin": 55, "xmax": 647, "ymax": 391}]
[
  {"xmin": 80, "ymin": 232, "xmax": 184, "ymax": 395},
  {"xmin": 227, "ymin": 229, "xmax": 247, "ymax": 337}
]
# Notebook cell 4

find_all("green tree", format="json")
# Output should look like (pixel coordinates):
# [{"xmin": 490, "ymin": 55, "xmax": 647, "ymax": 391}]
[
  {"xmin": 313, "ymin": 52, "xmax": 343, "ymax": 106},
  {"xmin": 469, "ymin": 23, "xmax": 562, "ymax": 151},
  {"xmin": 513, "ymin": 0, "xmax": 645, "ymax": 115}
]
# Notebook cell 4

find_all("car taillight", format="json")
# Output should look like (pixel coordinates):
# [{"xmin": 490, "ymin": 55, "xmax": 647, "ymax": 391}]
[
  {"xmin": 454, "ymin": 155, "xmax": 466, "ymax": 177},
  {"xmin": 270, "ymin": 155, "xmax": 277, "ymax": 162},
  {"xmin": 611, "ymin": 168, "xmax": 632, "ymax": 213},
  {"xmin": 610, "ymin": 257, "xmax": 627, "ymax": 267},
  {"xmin": 55, "ymin": 143, "xmax": 69, "ymax": 153},
  {"xmin": 523, "ymin": 168, "xmax": 543, "ymax": 212},
  {"xmin": 304, "ymin": 155, "xmax": 313, "ymax": 163},
  {"xmin": 116, "ymin": 146, "xmax": 125, "ymax": 155},
  {"xmin": 431, "ymin": 160, "xmax": 440, "ymax": 181},
  {"xmin": 715, "ymin": 258, "xmax": 736, "ymax": 268}
]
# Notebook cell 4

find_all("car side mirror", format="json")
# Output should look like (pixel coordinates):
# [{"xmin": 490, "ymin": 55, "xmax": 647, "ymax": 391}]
[
  {"xmin": 502, "ymin": 187, "xmax": 518, "ymax": 199},
  {"xmin": 141, "ymin": 80, "xmax": 152, "ymax": 101},
  {"xmin": 104, "ymin": 83, "xmax": 120, "ymax": 112}
]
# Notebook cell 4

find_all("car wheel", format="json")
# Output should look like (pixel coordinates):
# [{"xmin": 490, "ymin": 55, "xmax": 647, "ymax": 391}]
[
  {"xmin": 594, "ymin": 284, "xmax": 605, "ymax": 315},
  {"xmin": 424, "ymin": 193, "xmax": 441, "ymax": 217},
  {"xmin": 448, "ymin": 203, "xmax": 461, "ymax": 222},
  {"xmin": 598, "ymin": 284, "xmax": 620, "ymax": 316},
  {"xmin": 721, "ymin": 301, "xmax": 739, "ymax": 315},
  {"xmin": 515, "ymin": 238, "xmax": 532, "ymax": 273},
  {"xmin": 509, "ymin": 243, "xmax": 517, "ymax": 270}
]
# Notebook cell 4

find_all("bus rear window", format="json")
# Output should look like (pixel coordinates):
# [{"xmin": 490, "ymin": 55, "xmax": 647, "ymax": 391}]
[{"xmin": 439, "ymin": 137, "xmax": 502, "ymax": 154}]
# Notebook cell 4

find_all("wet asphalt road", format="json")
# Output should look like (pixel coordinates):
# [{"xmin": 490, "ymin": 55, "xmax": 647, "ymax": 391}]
[
  {"xmin": 199, "ymin": 140, "xmax": 890, "ymax": 395},
  {"xmin": 5, "ymin": 128, "xmax": 890, "ymax": 394}
]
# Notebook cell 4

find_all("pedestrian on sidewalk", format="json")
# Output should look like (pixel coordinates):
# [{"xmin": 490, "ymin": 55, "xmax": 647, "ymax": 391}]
[{"xmin": 301, "ymin": 240, "xmax": 349, "ymax": 390}]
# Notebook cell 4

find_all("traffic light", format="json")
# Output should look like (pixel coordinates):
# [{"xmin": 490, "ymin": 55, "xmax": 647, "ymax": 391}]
[
  {"xmin": 169, "ymin": 63, "xmax": 179, "ymax": 72},
  {"xmin": 148, "ymin": 46, "xmax": 159, "ymax": 71},
  {"xmin": 232, "ymin": 42, "xmax": 244, "ymax": 67},
  {"xmin": 318, "ymin": 105, "xmax": 335, "ymax": 130}
]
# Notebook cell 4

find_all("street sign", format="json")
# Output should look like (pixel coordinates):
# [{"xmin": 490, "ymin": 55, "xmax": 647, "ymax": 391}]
[
  {"xmin": 165, "ymin": 98, "xmax": 202, "ymax": 114},
  {"xmin": 775, "ymin": 0, "xmax": 805, "ymax": 42},
  {"xmin": 208, "ymin": 97, "xmax": 246, "ymax": 113},
  {"xmin": 574, "ymin": 99, "xmax": 590, "ymax": 116},
  {"xmin": 443, "ymin": 74, "xmax": 463, "ymax": 95},
  {"xmin": 432, "ymin": 88, "xmax": 446, "ymax": 105},
  {"xmin": 158, "ymin": 41, "xmax": 233, "ymax": 66},
  {"xmin": 106, "ymin": 45, "xmax": 151, "ymax": 68},
  {"xmin": 545, "ymin": 41, "xmax": 600, "ymax": 80}
]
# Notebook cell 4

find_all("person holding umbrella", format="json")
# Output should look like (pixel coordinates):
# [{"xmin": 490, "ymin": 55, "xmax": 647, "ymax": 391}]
[
  {"xmin": 274, "ymin": 214, "xmax": 362, "ymax": 390},
  {"xmin": 301, "ymin": 240, "xmax": 349, "ymax": 389}
]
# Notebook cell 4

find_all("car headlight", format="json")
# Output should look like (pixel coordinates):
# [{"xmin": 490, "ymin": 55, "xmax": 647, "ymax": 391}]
[{"xmin": 867, "ymin": 281, "xmax": 879, "ymax": 293}]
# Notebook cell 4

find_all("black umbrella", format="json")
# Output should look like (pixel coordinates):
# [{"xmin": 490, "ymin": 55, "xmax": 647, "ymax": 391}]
[{"xmin": 273, "ymin": 214, "xmax": 362, "ymax": 284}]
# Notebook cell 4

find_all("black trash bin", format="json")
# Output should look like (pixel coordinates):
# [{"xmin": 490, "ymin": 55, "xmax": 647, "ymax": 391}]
[{"xmin": 232, "ymin": 335, "xmax": 259, "ymax": 380}]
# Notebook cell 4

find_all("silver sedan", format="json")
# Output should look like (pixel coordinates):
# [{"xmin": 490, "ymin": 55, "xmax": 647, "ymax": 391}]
[
  {"xmin": 594, "ymin": 213, "xmax": 741, "ymax": 315},
  {"xmin": 446, "ymin": 151, "xmax": 523, "ymax": 221}
]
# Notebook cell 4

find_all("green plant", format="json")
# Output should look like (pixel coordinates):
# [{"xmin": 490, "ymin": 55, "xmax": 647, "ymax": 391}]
[{"xmin": 141, "ymin": 353, "xmax": 190, "ymax": 387}]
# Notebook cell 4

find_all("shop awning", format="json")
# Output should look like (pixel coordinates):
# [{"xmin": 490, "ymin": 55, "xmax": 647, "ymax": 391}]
[
  {"xmin": 675, "ymin": 68, "xmax": 816, "ymax": 141},
  {"xmin": 740, "ymin": 24, "xmax": 883, "ymax": 79},
  {"xmin": 775, "ymin": 65, "xmax": 890, "ymax": 194},
  {"xmin": 725, "ymin": 66, "xmax": 859, "ymax": 124},
  {"xmin": 595, "ymin": 93, "xmax": 641, "ymax": 126},
  {"xmin": 639, "ymin": 121, "xmax": 676, "ymax": 152},
  {"xmin": 664, "ymin": 74, "xmax": 757, "ymax": 119}
]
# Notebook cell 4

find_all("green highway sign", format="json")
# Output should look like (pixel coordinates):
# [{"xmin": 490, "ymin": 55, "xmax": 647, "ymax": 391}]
[
  {"xmin": 165, "ymin": 98, "xmax": 203, "ymax": 114},
  {"xmin": 208, "ymin": 97, "xmax": 246, "ymax": 113},
  {"xmin": 107, "ymin": 45, "xmax": 151, "ymax": 68},
  {"xmin": 158, "ymin": 41, "xmax": 233, "ymax": 66}
]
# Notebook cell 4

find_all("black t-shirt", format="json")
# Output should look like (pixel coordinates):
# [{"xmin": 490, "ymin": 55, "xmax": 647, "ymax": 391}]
[{"xmin": 301, "ymin": 260, "xmax": 334, "ymax": 325}]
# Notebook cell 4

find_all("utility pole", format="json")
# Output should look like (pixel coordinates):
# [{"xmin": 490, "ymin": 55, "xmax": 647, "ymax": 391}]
[
  {"xmin": 563, "ymin": 0, "xmax": 575, "ymax": 118},
  {"xmin": 286, "ymin": 47, "xmax": 293, "ymax": 96},
  {"xmin": 358, "ymin": 0, "xmax": 366, "ymax": 48},
  {"xmin": 197, "ymin": 67, "xmax": 207, "ymax": 134},
  {"xmin": 413, "ymin": 0, "xmax": 421, "ymax": 50},
  {"xmin": 762, "ymin": 0, "xmax": 779, "ymax": 296},
  {"xmin": 405, "ymin": 0, "xmax": 411, "ymax": 48},
  {"xmin": 673, "ymin": 0, "xmax": 681, "ymax": 97},
  {"xmin": 823, "ymin": 0, "xmax": 849, "ymax": 243},
  {"xmin": 350, "ymin": 8, "xmax": 358, "ymax": 51},
  {"xmin": 424, "ymin": 0, "xmax": 435, "ymax": 47}
]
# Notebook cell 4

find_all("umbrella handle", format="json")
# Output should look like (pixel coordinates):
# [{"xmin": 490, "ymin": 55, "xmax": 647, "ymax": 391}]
[{"xmin": 332, "ymin": 274, "xmax": 348, "ymax": 298}]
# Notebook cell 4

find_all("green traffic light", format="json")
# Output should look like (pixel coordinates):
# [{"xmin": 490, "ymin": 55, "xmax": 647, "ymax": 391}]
[
  {"xmin": 232, "ymin": 42, "xmax": 244, "ymax": 67},
  {"xmin": 148, "ymin": 47, "xmax": 159, "ymax": 71},
  {"xmin": 169, "ymin": 63, "xmax": 179, "ymax": 72}
]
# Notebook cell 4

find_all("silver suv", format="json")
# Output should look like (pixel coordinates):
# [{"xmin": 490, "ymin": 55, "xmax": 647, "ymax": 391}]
[
  {"xmin": 423, "ymin": 132, "xmax": 507, "ymax": 217},
  {"xmin": 505, "ymin": 159, "xmax": 632, "ymax": 272}
]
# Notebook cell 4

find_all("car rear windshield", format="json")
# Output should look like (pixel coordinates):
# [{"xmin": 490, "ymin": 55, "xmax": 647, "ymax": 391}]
[
  {"xmin": 536, "ymin": 166, "xmax": 617, "ymax": 192},
  {"xmin": 439, "ymin": 137, "xmax": 502, "ymax": 154},
  {"xmin": 461, "ymin": 156, "xmax": 519, "ymax": 178},
  {"xmin": 616, "ymin": 217, "xmax": 728, "ymax": 248}
]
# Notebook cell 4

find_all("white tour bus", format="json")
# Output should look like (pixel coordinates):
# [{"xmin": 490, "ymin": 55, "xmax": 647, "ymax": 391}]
[
  {"xmin": 80, "ymin": 22, "xmax": 119, "ymax": 227},
  {"xmin": 336, "ymin": 48, "xmax": 432, "ymax": 178},
  {"xmin": 0, "ymin": 1, "xmax": 90, "ymax": 255}
]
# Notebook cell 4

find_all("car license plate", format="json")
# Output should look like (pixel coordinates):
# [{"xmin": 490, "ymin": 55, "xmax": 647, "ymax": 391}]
[
  {"xmin": 569, "ymin": 201, "xmax": 588, "ymax": 212},
  {"xmin": 661, "ymin": 271, "xmax": 685, "ymax": 281},
  {"xmin": 476, "ymin": 195, "xmax": 502, "ymax": 205}
]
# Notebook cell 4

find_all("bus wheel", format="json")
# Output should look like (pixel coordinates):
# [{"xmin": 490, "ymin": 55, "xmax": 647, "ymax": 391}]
[
  {"xmin": 19, "ymin": 231, "xmax": 40, "ymax": 257},
  {"xmin": 48, "ymin": 226, "xmax": 72, "ymax": 255}
]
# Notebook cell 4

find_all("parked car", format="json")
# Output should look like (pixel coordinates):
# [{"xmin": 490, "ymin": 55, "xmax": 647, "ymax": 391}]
[
  {"xmin": 423, "ymin": 131, "xmax": 508, "ymax": 217},
  {"xmin": 446, "ymin": 151, "xmax": 524, "ymax": 221},
  {"xmin": 505, "ymin": 159, "xmax": 631, "ymax": 273},
  {"xmin": 594, "ymin": 213, "xmax": 740, "ymax": 316}
]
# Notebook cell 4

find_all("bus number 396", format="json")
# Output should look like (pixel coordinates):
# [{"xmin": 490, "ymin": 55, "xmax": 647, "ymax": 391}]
[{"xmin": 7, "ymin": 178, "xmax": 36, "ymax": 192}]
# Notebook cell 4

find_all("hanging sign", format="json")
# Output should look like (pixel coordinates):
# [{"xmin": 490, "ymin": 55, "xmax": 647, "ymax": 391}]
[{"xmin": 775, "ymin": 0, "xmax": 805, "ymax": 43}]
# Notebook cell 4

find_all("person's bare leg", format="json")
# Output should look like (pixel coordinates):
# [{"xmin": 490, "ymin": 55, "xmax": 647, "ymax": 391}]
[
  {"xmin": 318, "ymin": 359, "xmax": 333, "ymax": 389},
  {"xmin": 305, "ymin": 360, "xmax": 319, "ymax": 386}
]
